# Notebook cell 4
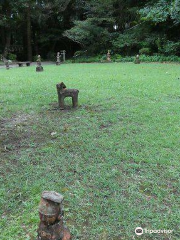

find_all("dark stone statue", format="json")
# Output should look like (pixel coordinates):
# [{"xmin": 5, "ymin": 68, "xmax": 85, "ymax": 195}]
[
  {"xmin": 107, "ymin": 50, "xmax": 111, "ymax": 62},
  {"xmin": 5, "ymin": 61, "xmax": 10, "ymax": 70},
  {"xmin": 56, "ymin": 52, "xmax": 61, "ymax": 65},
  {"xmin": 36, "ymin": 55, "xmax": 44, "ymax": 72},
  {"xmin": 37, "ymin": 191, "xmax": 71, "ymax": 240},
  {"xmin": 1, "ymin": 55, "xmax": 10, "ymax": 70},
  {"xmin": 56, "ymin": 82, "xmax": 79, "ymax": 110},
  {"xmin": 134, "ymin": 55, "xmax": 140, "ymax": 64}
]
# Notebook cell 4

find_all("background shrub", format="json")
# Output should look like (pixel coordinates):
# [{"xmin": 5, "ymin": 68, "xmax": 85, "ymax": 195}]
[
  {"xmin": 8, "ymin": 53, "xmax": 17, "ymax": 61},
  {"xmin": 139, "ymin": 48, "xmax": 151, "ymax": 55},
  {"xmin": 47, "ymin": 52, "xmax": 56, "ymax": 61},
  {"xmin": 67, "ymin": 54, "xmax": 180, "ymax": 63}
]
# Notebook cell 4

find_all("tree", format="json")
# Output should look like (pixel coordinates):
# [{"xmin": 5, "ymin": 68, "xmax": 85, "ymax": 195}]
[
  {"xmin": 0, "ymin": 0, "xmax": 18, "ymax": 57},
  {"xmin": 139, "ymin": 0, "xmax": 180, "ymax": 55},
  {"xmin": 0, "ymin": 0, "xmax": 72, "ymax": 60},
  {"xmin": 1, "ymin": 0, "xmax": 180, "ymax": 59}
]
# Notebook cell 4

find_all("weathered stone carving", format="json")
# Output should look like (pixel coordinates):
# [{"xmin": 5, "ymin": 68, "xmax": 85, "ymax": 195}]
[
  {"xmin": 134, "ymin": 55, "xmax": 140, "ymax": 64},
  {"xmin": 56, "ymin": 82, "xmax": 79, "ymax": 110},
  {"xmin": 5, "ymin": 61, "xmax": 10, "ymax": 70},
  {"xmin": 37, "ymin": 191, "xmax": 71, "ymax": 240},
  {"xmin": 107, "ymin": 50, "xmax": 111, "ymax": 62},
  {"xmin": 1, "ymin": 55, "xmax": 10, "ymax": 70},
  {"xmin": 60, "ymin": 50, "xmax": 66, "ymax": 62},
  {"xmin": 36, "ymin": 55, "xmax": 44, "ymax": 72},
  {"xmin": 56, "ymin": 52, "xmax": 61, "ymax": 65}
]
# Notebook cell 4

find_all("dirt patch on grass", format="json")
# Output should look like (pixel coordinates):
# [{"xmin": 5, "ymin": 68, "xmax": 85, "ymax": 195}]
[
  {"xmin": 0, "ymin": 112, "xmax": 43, "ymax": 159},
  {"xmin": 0, "ymin": 113, "xmax": 35, "ymax": 176},
  {"xmin": 0, "ymin": 110, "xmax": 65, "ymax": 159},
  {"xmin": 2, "ymin": 113, "xmax": 31, "ymax": 126}
]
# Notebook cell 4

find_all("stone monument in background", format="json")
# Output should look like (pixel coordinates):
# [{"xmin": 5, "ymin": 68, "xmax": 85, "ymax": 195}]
[
  {"xmin": 56, "ymin": 52, "xmax": 61, "ymax": 65},
  {"xmin": 36, "ymin": 55, "xmax": 44, "ymax": 72}
]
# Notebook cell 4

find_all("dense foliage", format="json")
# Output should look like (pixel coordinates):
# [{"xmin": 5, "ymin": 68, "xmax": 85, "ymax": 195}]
[{"xmin": 1, "ymin": 0, "xmax": 180, "ymax": 60}]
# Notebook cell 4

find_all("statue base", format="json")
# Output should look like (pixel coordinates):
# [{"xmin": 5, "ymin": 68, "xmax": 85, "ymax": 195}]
[
  {"xmin": 36, "ymin": 66, "xmax": 44, "ymax": 72},
  {"xmin": 37, "ymin": 220, "xmax": 71, "ymax": 240}
]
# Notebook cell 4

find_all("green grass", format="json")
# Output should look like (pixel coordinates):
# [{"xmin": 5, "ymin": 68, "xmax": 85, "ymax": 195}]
[{"xmin": 0, "ymin": 63, "xmax": 180, "ymax": 240}]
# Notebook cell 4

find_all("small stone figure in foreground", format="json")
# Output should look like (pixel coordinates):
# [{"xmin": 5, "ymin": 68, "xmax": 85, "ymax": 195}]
[
  {"xmin": 56, "ymin": 52, "xmax": 61, "ymax": 65},
  {"xmin": 37, "ymin": 191, "xmax": 71, "ymax": 240},
  {"xmin": 36, "ymin": 55, "xmax": 44, "ymax": 72},
  {"xmin": 56, "ymin": 82, "xmax": 79, "ymax": 110},
  {"xmin": 134, "ymin": 54, "xmax": 140, "ymax": 64},
  {"xmin": 107, "ymin": 50, "xmax": 111, "ymax": 62}
]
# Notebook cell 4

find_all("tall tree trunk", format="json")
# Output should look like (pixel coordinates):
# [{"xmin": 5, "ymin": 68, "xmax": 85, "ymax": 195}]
[
  {"xmin": 27, "ymin": 3, "xmax": 32, "ymax": 61},
  {"xmin": 3, "ymin": 29, "xmax": 11, "ymax": 58},
  {"xmin": 2, "ymin": 2, "xmax": 11, "ymax": 58},
  {"xmin": 33, "ymin": 30, "xmax": 39, "ymax": 55},
  {"xmin": 1, "ymin": 27, "xmax": 6, "ymax": 46}
]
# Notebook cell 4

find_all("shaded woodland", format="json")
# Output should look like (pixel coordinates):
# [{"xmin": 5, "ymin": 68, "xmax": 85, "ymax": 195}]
[{"xmin": 1, "ymin": 0, "xmax": 180, "ymax": 60}]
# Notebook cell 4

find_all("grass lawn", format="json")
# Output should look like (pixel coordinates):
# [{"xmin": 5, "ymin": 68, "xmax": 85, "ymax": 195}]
[{"xmin": 0, "ymin": 63, "xmax": 180, "ymax": 240}]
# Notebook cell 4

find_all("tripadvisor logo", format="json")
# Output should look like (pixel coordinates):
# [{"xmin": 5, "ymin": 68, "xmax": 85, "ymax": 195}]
[
  {"xmin": 135, "ymin": 227, "xmax": 173, "ymax": 236},
  {"xmin": 135, "ymin": 227, "xmax": 143, "ymax": 236}
]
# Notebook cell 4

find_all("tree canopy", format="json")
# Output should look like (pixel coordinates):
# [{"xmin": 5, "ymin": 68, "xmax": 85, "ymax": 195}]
[{"xmin": 1, "ymin": 0, "xmax": 180, "ymax": 60}]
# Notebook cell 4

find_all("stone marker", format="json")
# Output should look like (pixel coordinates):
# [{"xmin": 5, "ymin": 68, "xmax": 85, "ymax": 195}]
[
  {"xmin": 37, "ymin": 191, "xmax": 71, "ymax": 240},
  {"xmin": 134, "ymin": 54, "xmax": 140, "ymax": 64},
  {"xmin": 60, "ymin": 50, "xmax": 66, "ymax": 62},
  {"xmin": 107, "ymin": 50, "xmax": 111, "ymax": 62},
  {"xmin": 1, "ymin": 55, "xmax": 10, "ymax": 70},
  {"xmin": 5, "ymin": 61, "xmax": 10, "ymax": 70},
  {"xmin": 36, "ymin": 55, "xmax": 44, "ymax": 72},
  {"xmin": 56, "ymin": 52, "xmax": 61, "ymax": 65},
  {"xmin": 56, "ymin": 82, "xmax": 79, "ymax": 110}
]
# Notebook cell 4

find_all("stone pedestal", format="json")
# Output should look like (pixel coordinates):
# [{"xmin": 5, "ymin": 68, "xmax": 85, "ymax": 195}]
[
  {"xmin": 37, "ymin": 191, "xmax": 71, "ymax": 240},
  {"xmin": 36, "ymin": 66, "xmax": 44, "ymax": 72}
]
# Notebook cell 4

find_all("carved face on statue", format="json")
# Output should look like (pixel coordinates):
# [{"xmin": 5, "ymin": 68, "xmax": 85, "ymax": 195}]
[
  {"xmin": 56, "ymin": 82, "xmax": 67, "ymax": 91},
  {"xmin": 38, "ymin": 191, "xmax": 63, "ymax": 225},
  {"xmin": 37, "ymin": 191, "xmax": 71, "ymax": 240}
]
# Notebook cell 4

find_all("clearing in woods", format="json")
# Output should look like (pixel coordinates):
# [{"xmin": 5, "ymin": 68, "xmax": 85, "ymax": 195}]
[{"xmin": 0, "ymin": 63, "xmax": 180, "ymax": 239}]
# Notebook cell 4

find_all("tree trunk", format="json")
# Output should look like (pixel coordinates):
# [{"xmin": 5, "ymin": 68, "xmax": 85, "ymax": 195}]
[
  {"xmin": 33, "ymin": 30, "xmax": 39, "ymax": 55},
  {"xmin": 3, "ymin": 29, "xmax": 11, "ymax": 58},
  {"xmin": 27, "ymin": 3, "xmax": 32, "ymax": 61},
  {"xmin": 1, "ymin": 27, "xmax": 6, "ymax": 46}
]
